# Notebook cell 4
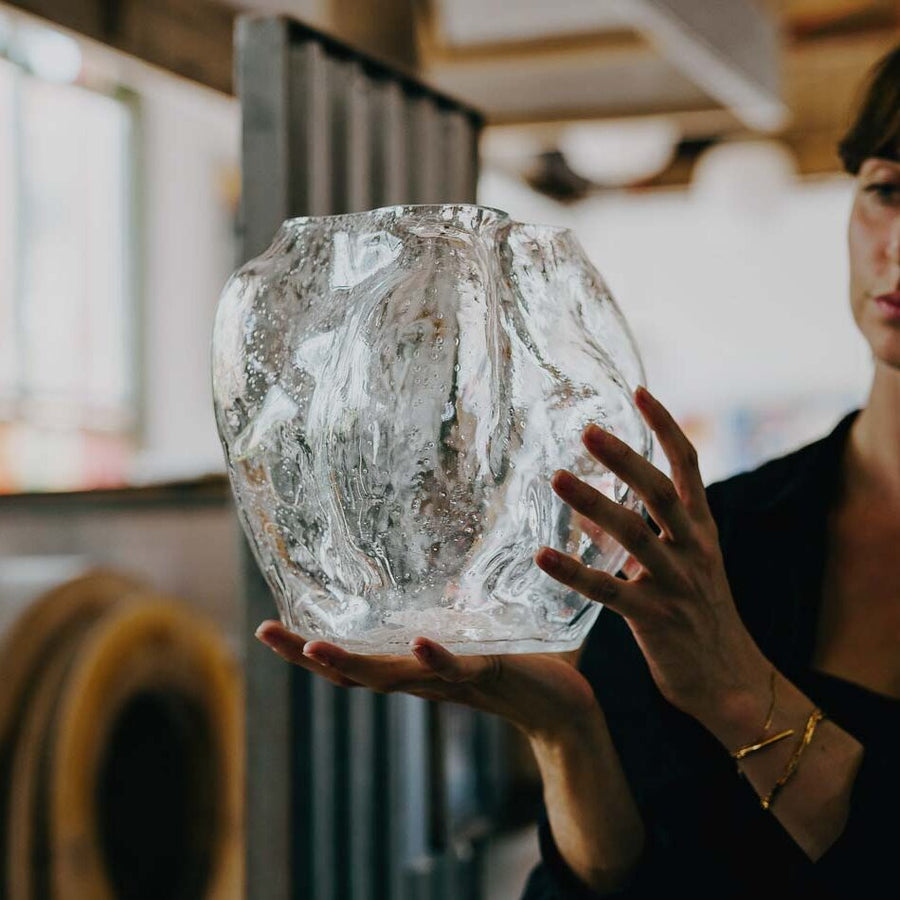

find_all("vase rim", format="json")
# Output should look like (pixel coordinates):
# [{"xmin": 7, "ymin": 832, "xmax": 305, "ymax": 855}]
[
  {"xmin": 278, "ymin": 204, "xmax": 576, "ymax": 239},
  {"xmin": 280, "ymin": 202, "xmax": 506, "ymax": 226}
]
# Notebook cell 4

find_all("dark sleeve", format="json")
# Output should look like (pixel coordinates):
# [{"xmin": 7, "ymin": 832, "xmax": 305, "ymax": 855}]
[
  {"xmin": 520, "ymin": 806, "xmax": 681, "ymax": 899},
  {"xmin": 812, "ymin": 739, "xmax": 898, "ymax": 894},
  {"xmin": 519, "ymin": 765, "xmax": 853, "ymax": 900},
  {"xmin": 518, "ymin": 809, "xmax": 608, "ymax": 900}
]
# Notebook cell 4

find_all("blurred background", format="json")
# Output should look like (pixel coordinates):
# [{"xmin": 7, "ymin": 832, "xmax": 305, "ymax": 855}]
[{"xmin": 0, "ymin": 1, "xmax": 894, "ymax": 899}]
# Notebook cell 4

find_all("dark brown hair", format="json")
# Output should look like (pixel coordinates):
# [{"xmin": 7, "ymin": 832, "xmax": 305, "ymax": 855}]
[{"xmin": 838, "ymin": 43, "xmax": 900, "ymax": 175}]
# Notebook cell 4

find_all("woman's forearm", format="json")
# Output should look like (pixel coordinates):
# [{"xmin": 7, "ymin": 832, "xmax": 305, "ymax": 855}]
[
  {"xmin": 528, "ymin": 706, "xmax": 646, "ymax": 895},
  {"xmin": 705, "ymin": 669, "xmax": 865, "ymax": 861}
]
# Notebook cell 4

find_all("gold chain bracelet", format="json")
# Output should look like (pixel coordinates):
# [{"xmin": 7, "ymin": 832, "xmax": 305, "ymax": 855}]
[
  {"xmin": 730, "ymin": 669, "xmax": 795, "ymax": 762},
  {"xmin": 760, "ymin": 706, "xmax": 825, "ymax": 811},
  {"xmin": 732, "ymin": 727, "xmax": 796, "ymax": 761}
]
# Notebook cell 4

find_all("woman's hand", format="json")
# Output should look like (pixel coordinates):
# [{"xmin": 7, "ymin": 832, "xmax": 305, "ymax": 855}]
[
  {"xmin": 255, "ymin": 623, "xmax": 601, "ymax": 743},
  {"xmin": 536, "ymin": 386, "xmax": 771, "ymax": 743}
]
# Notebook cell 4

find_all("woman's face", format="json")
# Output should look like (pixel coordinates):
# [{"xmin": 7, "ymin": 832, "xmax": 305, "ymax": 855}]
[{"xmin": 848, "ymin": 155, "xmax": 900, "ymax": 369}]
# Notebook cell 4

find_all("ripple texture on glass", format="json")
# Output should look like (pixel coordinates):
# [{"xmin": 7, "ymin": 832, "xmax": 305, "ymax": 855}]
[{"xmin": 212, "ymin": 205, "xmax": 651, "ymax": 654}]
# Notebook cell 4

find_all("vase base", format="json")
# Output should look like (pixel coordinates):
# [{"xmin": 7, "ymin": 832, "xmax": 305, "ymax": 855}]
[{"xmin": 288, "ymin": 631, "xmax": 591, "ymax": 657}]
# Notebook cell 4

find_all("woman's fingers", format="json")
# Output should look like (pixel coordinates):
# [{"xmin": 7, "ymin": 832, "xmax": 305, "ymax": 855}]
[
  {"xmin": 410, "ymin": 637, "xmax": 503, "ymax": 686},
  {"xmin": 551, "ymin": 470, "xmax": 682, "ymax": 585},
  {"xmin": 581, "ymin": 421, "xmax": 695, "ymax": 544},
  {"xmin": 633, "ymin": 387, "xmax": 711, "ymax": 521},
  {"xmin": 310, "ymin": 636, "xmax": 500, "ymax": 693},
  {"xmin": 255, "ymin": 622, "xmax": 497, "ymax": 697},
  {"xmin": 255, "ymin": 621, "xmax": 362, "ymax": 688},
  {"xmin": 534, "ymin": 547, "xmax": 640, "ymax": 617}
]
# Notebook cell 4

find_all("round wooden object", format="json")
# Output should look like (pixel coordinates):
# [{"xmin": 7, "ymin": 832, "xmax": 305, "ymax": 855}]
[
  {"xmin": 0, "ymin": 571, "xmax": 142, "ymax": 897},
  {"xmin": 0, "ymin": 570, "xmax": 143, "ymax": 755},
  {"xmin": 0, "ymin": 575, "xmax": 243, "ymax": 900}
]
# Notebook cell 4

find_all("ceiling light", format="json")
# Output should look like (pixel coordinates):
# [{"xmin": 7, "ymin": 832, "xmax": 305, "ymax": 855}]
[
  {"xmin": 558, "ymin": 118, "xmax": 682, "ymax": 187},
  {"xmin": 690, "ymin": 139, "xmax": 798, "ymax": 213}
]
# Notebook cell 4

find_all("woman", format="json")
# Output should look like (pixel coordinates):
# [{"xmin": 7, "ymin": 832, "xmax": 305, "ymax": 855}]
[{"xmin": 255, "ymin": 45, "xmax": 900, "ymax": 896}]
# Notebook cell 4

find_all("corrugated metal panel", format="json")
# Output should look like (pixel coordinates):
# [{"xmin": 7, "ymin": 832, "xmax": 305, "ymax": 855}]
[
  {"xmin": 234, "ymin": 18, "xmax": 296, "ymax": 900},
  {"xmin": 370, "ymin": 80, "xmax": 408, "ymax": 208},
  {"xmin": 237, "ymin": 15, "xmax": 484, "ymax": 900}
]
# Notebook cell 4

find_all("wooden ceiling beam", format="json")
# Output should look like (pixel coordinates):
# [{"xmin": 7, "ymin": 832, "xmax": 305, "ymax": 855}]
[
  {"xmin": 779, "ymin": 29, "xmax": 900, "ymax": 175},
  {"xmin": 419, "ymin": 0, "xmax": 787, "ymax": 131},
  {"xmin": 781, "ymin": 0, "xmax": 899, "ymax": 40},
  {"xmin": 3, "ymin": 0, "xmax": 237, "ymax": 94},
  {"xmin": 482, "ymin": 27, "xmax": 898, "ymax": 187}
]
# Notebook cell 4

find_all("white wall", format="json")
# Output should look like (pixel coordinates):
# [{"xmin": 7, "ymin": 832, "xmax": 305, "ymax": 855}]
[
  {"xmin": 574, "ymin": 179, "xmax": 870, "ymax": 414},
  {"xmin": 479, "ymin": 163, "xmax": 873, "ymax": 482},
  {"xmin": 125, "ymin": 68, "xmax": 240, "ymax": 482}
]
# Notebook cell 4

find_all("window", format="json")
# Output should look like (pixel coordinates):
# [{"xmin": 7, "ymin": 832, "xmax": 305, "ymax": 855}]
[{"xmin": 0, "ymin": 23, "xmax": 137, "ymax": 491}]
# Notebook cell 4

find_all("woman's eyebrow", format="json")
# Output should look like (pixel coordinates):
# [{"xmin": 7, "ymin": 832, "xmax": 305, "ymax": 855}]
[{"xmin": 864, "ymin": 157, "xmax": 900, "ymax": 176}]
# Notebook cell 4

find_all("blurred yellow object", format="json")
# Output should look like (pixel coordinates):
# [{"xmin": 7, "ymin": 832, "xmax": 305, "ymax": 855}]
[{"xmin": 0, "ymin": 571, "xmax": 244, "ymax": 900}]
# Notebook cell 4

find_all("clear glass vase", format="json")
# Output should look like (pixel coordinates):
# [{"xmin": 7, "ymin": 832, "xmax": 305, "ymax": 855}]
[{"xmin": 212, "ymin": 204, "xmax": 651, "ymax": 654}]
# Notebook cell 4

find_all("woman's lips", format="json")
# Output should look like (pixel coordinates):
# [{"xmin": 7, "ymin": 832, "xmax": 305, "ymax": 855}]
[{"xmin": 874, "ymin": 291, "xmax": 900, "ymax": 319}]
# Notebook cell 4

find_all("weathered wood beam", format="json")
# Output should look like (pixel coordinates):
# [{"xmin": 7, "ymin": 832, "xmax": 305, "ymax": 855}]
[
  {"xmin": 483, "ymin": 25, "xmax": 897, "ymax": 191},
  {"xmin": 330, "ymin": 0, "xmax": 418, "ymax": 69},
  {"xmin": 419, "ymin": 0, "xmax": 786, "ymax": 130},
  {"xmin": 780, "ymin": 29, "xmax": 900, "ymax": 175},
  {"xmin": 3, "ymin": 0, "xmax": 237, "ymax": 93},
  {"xmin": 3, "ymin": 0, "xmax": 428, "ymax": 93},
  {"xmin": 783, "ymin": 0, "xmax": 899, "ymax": 40}
]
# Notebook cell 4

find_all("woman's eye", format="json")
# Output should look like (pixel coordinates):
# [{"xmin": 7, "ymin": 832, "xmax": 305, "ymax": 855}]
[{"xmin": 864, "ymin": 182, "xmax": 900, "ymax": 204}]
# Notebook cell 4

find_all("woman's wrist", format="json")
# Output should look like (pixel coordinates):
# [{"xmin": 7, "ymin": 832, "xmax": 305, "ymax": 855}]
[
  {"xmin": 717, "ymin": 669, "xmax": 863, "ymax": 858},
  {"xmin": 528, "ymin": 702, "xmax": 646, "ymax": 894},
  {"xmin": 707, "ymin": 681, "xmax": 774, "ymax": 751},
  {"xmin": 525, "ymin": 700, "xmax": 609, "ymax": 755},
  {"xmin": 692, "ymin": 657, "xmax": 777, "ymax": 751}
]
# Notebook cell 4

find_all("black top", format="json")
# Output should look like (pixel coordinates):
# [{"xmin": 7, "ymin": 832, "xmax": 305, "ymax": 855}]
[{"xmin": 521, "ymin": 409, "xmax": 899, "ymax": 899}]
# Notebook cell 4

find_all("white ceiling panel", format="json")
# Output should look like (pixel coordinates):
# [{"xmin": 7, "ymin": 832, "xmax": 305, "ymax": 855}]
[
  {"xmin": 433, "ymin": 0, "xmax": 629, "ymax": 46},
  {"xmin": 425, "ymin": 48, "xmax": 711, "ymax": 121},
  {"xmin": 423, "ymin": 0, "xmax": 786, "ymax": 130}
]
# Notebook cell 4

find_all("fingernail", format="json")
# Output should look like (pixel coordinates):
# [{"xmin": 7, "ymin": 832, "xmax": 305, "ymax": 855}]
[
  {"xmin": 539, "ymin": 547, "xmax": 561, "ymax": 566},
  {"xmin": 411, "ymin": 643, "xmax": 432, "ymax": 661},
  {"xmin": 303, "ymin": 648, "xmax": 331, "ymax": 666},
  {"xmin": 636, "ymin": 385, "xmax": 653, "ymax": 403},
  {"xmin": 584, "ymin": 424, "xmax": 607, "ymax": 446},
  {"xmin": 255, "ymin": 625, "xmax": 273, "ymax": 644}
]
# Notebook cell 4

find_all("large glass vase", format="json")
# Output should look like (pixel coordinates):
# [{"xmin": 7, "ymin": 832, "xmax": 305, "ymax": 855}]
[{"xmin": 212, "ymin": 204, "xmax": 651, "ymax": 654}]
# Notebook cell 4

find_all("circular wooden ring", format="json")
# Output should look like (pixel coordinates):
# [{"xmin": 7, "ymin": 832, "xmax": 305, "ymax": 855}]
[
  {"xmin": 45, "ymin": 594, "xmax": 243, "ymax": 900},
  {"xmin": 0, "ymin": 571, "xmax": 143, "ymax": 898}
]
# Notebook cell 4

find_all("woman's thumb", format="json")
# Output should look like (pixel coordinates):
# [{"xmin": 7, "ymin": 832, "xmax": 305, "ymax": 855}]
[{"xmin": 410, "ymin": 638, "xmax": 500, "ymax": 685}]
